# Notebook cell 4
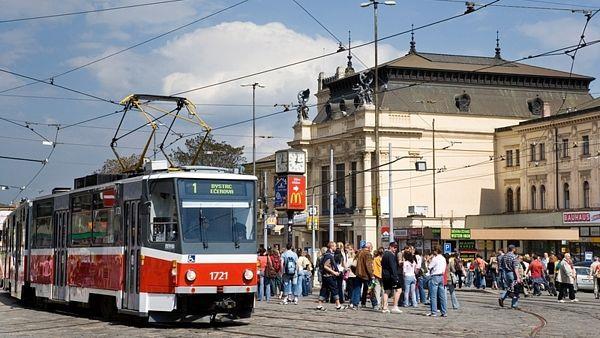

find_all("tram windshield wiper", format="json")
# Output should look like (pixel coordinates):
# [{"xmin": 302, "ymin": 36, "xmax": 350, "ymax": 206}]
[
  {"xmin": 232, "ymin": 212, "xmax": 240, "ymax": 249},
  {"xmin": 199, "ymin": 209, "xmax": 208, "ymax": 249}
]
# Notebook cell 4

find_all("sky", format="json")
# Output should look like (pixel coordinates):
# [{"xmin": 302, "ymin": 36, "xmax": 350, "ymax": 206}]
[{"xmin": 1, "ymin": 0, "xmax": 600, "ymax": 204}]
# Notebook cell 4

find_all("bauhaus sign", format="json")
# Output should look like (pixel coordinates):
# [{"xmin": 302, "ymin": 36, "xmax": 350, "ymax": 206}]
[{"xmin": 287, "ymin": 175, "xmax": 306, "ymax": 210}]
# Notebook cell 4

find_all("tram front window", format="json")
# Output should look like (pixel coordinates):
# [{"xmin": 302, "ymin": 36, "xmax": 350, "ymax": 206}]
[
  {"xmin": 178, "ymin": 179, "xmax": 255, "ymax": 245},
  {"xmin": 150, "ymin": 179, "xmax": 178, "ymax": 242}
]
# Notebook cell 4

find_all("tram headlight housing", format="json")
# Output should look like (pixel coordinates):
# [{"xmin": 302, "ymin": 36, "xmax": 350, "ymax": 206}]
[
  {"xmin": 243, "ymin": 269, "xmax": 254, "ymax": 281},
  {"xmin": 185, "ymin": 269, "xmax": 197, "ymax": 282}
]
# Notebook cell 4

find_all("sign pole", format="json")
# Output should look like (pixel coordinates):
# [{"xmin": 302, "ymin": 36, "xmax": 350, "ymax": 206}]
[
  {"xmin": 263, "ymin": 171, "xmax": 268, "ymax": 249},
  {"xmin": 311, "ymin": 190, "xmax": 317, "ymax": 268},
  {"xmin": 388, "ymin": 142, "xmax": 394, "ymax": 242},
  {"xmin": 287, "ymin": 210, "xmax": 294, "ymax": 246},
  {"xmin": 329, "ymin": 147, "xmax": 334, "ymax": 242}
]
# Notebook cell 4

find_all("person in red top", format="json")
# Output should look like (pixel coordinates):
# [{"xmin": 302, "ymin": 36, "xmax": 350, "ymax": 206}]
[{"xmin": 527, "ymin": 254, "xmax": 548, "ymax": 296}]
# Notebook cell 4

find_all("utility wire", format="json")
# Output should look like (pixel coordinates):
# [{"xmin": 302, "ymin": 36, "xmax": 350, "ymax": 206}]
[
  {"xmin": 171, "ymin": 0, "xmax": 502, "ymax": 96},
  {"xmin": 0, "ymin": 0, "xmax": 249, "ymax": 96},
  {"xmin": 0, "ymin": 0, "xmax": 187, "ymax": 24},
  {"xmin": 427, "ymin": 0, "xmax": 598, "ymax": 12}
]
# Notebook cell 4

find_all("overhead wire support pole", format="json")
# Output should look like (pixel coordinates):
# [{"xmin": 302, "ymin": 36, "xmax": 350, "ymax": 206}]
[
  {"xmin": 329, "ymin": 146, "xmax": 334, "ymax": 242},
  {"xmin": 433, "ymin": 118, "xmax": 436, "ymax": 218},
  {"xmin": 241, "ymin": 83, "xmax": 265, "ymax": 176}
]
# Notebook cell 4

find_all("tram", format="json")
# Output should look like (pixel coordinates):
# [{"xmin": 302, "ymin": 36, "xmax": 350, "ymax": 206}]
[{"xmin": 0, "ymin": 162, "xmax": 257, "ymax": 322}]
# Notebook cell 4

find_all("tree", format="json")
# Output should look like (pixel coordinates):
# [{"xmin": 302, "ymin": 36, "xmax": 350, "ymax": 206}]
[
  {"xmin": 96, "ymin": 153, "xmax": 140, "ymax": 174},
  {"xmin": 170, "ymin": 134, "xmax": 246, "ymax": 168}
]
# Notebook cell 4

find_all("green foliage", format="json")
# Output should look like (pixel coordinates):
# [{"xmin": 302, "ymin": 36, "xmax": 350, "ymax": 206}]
[{"xmin": 170, "ymin": 134, "xmax": 246, "ymax": 168}]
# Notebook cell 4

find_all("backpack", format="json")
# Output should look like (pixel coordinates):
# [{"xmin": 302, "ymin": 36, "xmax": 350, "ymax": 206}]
[
  {"xmin": 265, "ymin": 256, "xmax": 278, "ymax": 278},
  {"xmin": 284, "ymin": 255, "xmax": 297, "ymax": 275},
  {"xmin": 454, "ymin": 258, "xmax": 463, "ymax": 274}
]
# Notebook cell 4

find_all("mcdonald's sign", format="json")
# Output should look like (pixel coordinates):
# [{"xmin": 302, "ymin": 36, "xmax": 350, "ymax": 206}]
[{"xmin": 287, "ymin": 175, "xmax": 306, "ymax": 211}]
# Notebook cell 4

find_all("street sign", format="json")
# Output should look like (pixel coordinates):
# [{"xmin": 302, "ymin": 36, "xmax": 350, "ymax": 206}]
[
  {"xmin": 307, "ymin": 216, "xmax": 319, "ymax": 231},
  {"xmin": 274, "ymin": 176, "xmax": 288, "ymax": 210},
  {"xmin": 444, "ymin": 242, "xmax": 452, "ymax": 254},
  {"xmin": 450, "ymin": 229, "xmax": 471, "ymax": 239},
  {"xmin": 287, "ymin": 175, "xmax": 306, "ymax": 210},
  {"xmin": 266, "ymin": 215, "xmax": 277, "ymax": 229},
  {"xmin": 585, "ymin": 251, "xmax": 593, "ymax": 261},
  {"xmin": 308, "ymin": 205, "xmax": 318, "ymax": 216}
]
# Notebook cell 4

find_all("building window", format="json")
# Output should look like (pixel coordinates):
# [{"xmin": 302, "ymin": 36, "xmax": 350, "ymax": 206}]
[
  {"xmin": 583, "ymin": 181, "xmax": 590, "ymax": 208},
  {"xmin": 540, "ymin": 185, "xmax": 546, "ymax": 209},
  {"xmin": 321, "ymin": 166, "xmax": 329, "ymax": 215},
  {"xmin": 539, "ymin": 143, "xmax": 545, "ymax": 160},
  {"xmin": 582, "ymin": 135, "xmax": 590, "ymax": 156},
  {"xmin": 530, "ymin": 144, "xmax": 536, "ymax": 162},
  {"xmin": 506, "ymin": 188, "xmax": 514, "ymax": 212},
  {"xmin": 350, "ymin": 162, "xmax": 357, "ymax": 209},
  {"xmin": 563, "ymin": 183, "xmax": 570, "ymax": 209},
  {"xmin": 516, "ymin": 187, "xmax": 521, "ymax": 212},
  {"xmin": 530, "ymin": 186, "xmax": 537, "ymax": 210},
  {"xmin": 335, "ymin": 163, "xmax": 346, "ymax": 213},
  {"xmin": 562, "ymin": 139, "xmax": 569, "ymax": 158},
  {"xmin": 506, "ymin": 150, "xmax": 513, "ymax": 167},
  {"xmin": 515, "ymin": 149, "xmax": 520, "ymax": 166}
]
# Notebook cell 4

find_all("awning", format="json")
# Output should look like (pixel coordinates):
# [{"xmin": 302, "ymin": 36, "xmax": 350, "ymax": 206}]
[{"xmin": 441, "ymin": 227, "xmax": 579, "ymax": 241}]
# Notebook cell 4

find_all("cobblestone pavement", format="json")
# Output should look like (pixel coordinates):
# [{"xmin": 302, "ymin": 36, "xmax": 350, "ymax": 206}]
[{"xmin": 0, "ymin": 289, "xmax": 598, "ymax": 337}]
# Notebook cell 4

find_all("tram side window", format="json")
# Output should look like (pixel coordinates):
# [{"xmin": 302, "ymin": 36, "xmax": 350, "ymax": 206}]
[
  {"xmin": 71, "ymin": 195, "xmax": 92, "ymax": 246},
  {"xmin": 150, "ymin": 180, "xmax": 178, "ymax": 242},
  {"xmin": 33, "ymin": 201, "xmax": 53, "ymax": 248}
]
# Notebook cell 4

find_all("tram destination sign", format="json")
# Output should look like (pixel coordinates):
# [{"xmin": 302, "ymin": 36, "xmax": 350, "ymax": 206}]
[{"xmin": 450, "ymin": 229, "xmax": 471, "ymax": 239}]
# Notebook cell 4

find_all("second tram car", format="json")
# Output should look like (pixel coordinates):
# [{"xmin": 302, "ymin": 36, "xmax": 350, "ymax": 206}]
[{"xmin": 0, "ymin": 163, "xmax": 257, "ymax": 322}]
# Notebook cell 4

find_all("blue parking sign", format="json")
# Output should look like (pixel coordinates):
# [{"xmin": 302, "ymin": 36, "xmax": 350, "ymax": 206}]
[{"xmin": 444, "ymin": 243, "xmax": 452, "ymax": 254}]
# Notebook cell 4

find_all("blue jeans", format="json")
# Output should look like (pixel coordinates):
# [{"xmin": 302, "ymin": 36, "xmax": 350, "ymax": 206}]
[
  {"xmin": 475, "ymin": 270, "xmax": 486, "ymax": 289},
  {"xmin": 447, "ymin": 284, "xmax": 459, "ymax": 309},
  {"xmin": 499, "ymin": 271, "xmax": 519, "ymax": 308},
  {"xmin": 404, "ymin": 275, "xmax": 417, "ymax": 307},
  {"xmin": 257, "ymin": 273, "xmax": 265, "ymax": 301},
  {"xmin": 282, "ymin": 274, "xmax": 299, "ymax": 298},
  {"xmin": 351, "ymin": 278, "xmax": 365, "ymax": 306},
  {"xmin": 418, "ymin": 275, "xmax": 430, "ymax": 304},
  {"xmin": 263, "ymin": 276, "xmax": 273, "ymax": 301},
  {"xmin": 429, "ymin": 275, "xmax": 447, "ymax": 316}
]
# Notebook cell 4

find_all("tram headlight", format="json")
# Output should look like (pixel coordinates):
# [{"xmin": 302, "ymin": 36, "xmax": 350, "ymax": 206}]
[
  {"xmin": 243, "ymin": 269, "xmax": 254, "ymax": 281},
  {"xmin": 185, "ymin": 269, "xmax": 197, "ymax": 282}
]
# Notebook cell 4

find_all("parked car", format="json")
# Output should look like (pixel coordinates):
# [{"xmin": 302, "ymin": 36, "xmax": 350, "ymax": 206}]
[{"xmin": 575, "ymin": 267, "xmax": 594, "ymax": 292}]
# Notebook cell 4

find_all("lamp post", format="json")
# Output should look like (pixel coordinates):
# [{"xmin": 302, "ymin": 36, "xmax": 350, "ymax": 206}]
[
  {"xmin": 361, "ymin": 0, "xmax": 395, "ymax": 246},
  {"xmin": 241, "ymin": 83, "xmax": 265, "ymax": 176}
]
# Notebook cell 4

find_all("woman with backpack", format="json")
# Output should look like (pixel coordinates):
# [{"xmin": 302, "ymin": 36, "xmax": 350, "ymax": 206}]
[{"xmin": 264, "ymin": 248, "xmax": 281, "ymax": 302}]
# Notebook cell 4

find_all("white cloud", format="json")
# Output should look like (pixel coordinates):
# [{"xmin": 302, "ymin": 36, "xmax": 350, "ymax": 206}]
[{"xmin": 72, "ymin": 21, "xmax": 402, "ymax": 155}]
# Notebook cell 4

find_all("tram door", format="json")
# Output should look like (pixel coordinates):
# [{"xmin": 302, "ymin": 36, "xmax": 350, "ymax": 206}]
[
  {"xmin": 12, "ymin": 218, "xmax": 22, "ymax": 297},
  {"xmin": 123, "ymin": 200, "xmax": 140, "ymax": 310},
  {"xmin": 52, "ymin": 210, "xmax": 68, "ymax": 301}
]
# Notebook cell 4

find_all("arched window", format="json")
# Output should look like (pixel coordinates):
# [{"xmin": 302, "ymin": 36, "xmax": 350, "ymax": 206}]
[
  {"xmin": 516, "ymin": 187, "xmax": 521, "ymax": 212},
  {"xmin": 563, "ymin": 183, "xmax": 570, "ymax": 209},
  {"xmin": 507, "ymin": 188, "xmax": 514, "ymax": 212},
  {"xmin": 583, "ymin": 181, "xmax": 590, "ymax": 208},
  {"xmin": 531, "ymin": 186, "xmax": 537, "ymax": 210},
  {"xmin": 540, "ymin": 185, "xmax": 546, "ymax": 209}
]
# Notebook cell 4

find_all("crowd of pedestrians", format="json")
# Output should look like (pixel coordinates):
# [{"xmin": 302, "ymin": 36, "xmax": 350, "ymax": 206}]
[{"xmin": 257, "ymin": 242, "xmax": 599, "ymax": 313}]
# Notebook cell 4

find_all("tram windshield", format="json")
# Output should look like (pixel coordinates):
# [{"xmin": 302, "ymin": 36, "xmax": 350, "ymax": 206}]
[{"xmin": 177, "ymin": 179, "xmax": 255, "ymax": 245}]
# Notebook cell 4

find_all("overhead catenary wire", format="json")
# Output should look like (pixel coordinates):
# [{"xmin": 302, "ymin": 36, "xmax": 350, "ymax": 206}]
[
  {"xmin": 0, "ymin": 0, "xmax": 250, "ymax": 96},
  {"xmin": 0, "ymin": 0, "xmax": 187, "ymax": 24},
  {"xmin": 426, "ymin": 0, "xmax": 598, "ymax": 12}
]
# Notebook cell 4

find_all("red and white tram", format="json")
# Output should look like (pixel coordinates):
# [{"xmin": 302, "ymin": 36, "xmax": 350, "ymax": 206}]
[{"xmin": 1, "ymin": 164, "xmax": 257, "ymax": 322}]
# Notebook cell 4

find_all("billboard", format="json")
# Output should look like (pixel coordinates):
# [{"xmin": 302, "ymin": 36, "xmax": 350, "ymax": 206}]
[
  {"xmin": 287, "ymin": 175, "xmax": 306, "ymax": 210},
  {"xmin": 274, "ymin": 176, "xmax": 288, "ymax": 210}
]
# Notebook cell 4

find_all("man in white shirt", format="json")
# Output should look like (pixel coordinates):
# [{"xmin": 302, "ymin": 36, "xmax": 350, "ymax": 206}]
[
  {"xmin": 590, "ymin": 256, "xmax": 600, "ymax": 299},
  {"xmin": 427, "ymin": 246, "xmax": 447, "ymax": 317}
]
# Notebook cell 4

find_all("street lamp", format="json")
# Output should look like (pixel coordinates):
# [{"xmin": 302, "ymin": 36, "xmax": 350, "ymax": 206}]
[
  {"xmin": 361, "ymin": 0, "xmax": 395, "ymax": 246},
  {"xmin": 241, "ymin": 83, "xmax": 265, "ymax": 176}
]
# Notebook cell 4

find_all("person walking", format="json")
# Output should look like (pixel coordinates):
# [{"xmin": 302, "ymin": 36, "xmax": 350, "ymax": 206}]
[
  {"xmin": 372, "ymin": 247, "xmax": 384, "ymax": 310},
  {"xmin": 474, "ymin": 254, "xmax": 488, "ymax": 290},
  {"xmin": 427, "ymin": 246, "xmax": 447, "ymax": 317},
  {"xmin": 264, "ymin": 248, "xmax": 281, "ymax": 302},
  {"xmin": 297, "ymin": 249, "xmax": 312, "ymax": 297},
  {"xmin": 489, "ymin": 254, "xmax": 499, "ymax": 290},
  {"xmin": 280, "ymin": 243, "xmax": 299, "ymax": 305},
  {"xmin": 257, "ymin": 248, "xmax": 267, "ymax": 301},
  {"xmin": 418, "ymin": 251, "xmax": 431, "ymax": 305},
  {"xmin": 557, "ymin": 253, "xmax": 578, "ymax": 303},
  {"xmin": 381, "ymin": 242, "xmax": 402, "ymax": 314},
  {"xmin": 402, "ymin": 251, "xmax": 418, "ymax": 308},
  {"xmin": 446, "ymin": 254, "xmax": 460, "ymax": 310},
  {"xmin": 498, "ymin": 245, "xmax": 521, "ymax": 309},
  {"xmin": 546, "ymin": 253, "xmax": 558, "ymax": 296},
  {"xmin": 316, "ymin": 241, "xmax": 347, "ymax": 311},
  {"xmin": 497, "ymin": 249, "xmax": 506, "ymax": 292},
  {"xmin": 526, "ymin": 254, "xmax": 548, "ymax": 296},
  {"xmin": 354, "ymin": 241, "xmax": 374, "ymax": 309},
  {"xmin": 590, "ymin": 256, "xmax": 600, "ymax": 299}
]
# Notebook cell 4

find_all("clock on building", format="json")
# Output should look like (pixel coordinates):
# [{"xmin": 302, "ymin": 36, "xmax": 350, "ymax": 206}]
[{"xmin": 275, "ymin": 149, "xmax": 306, "ymax": 174}]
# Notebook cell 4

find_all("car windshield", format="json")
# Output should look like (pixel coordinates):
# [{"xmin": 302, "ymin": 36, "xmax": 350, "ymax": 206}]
[
  {"xmin": 178, "ymin": 179, "xmax": 255, "ymax": 244},
  {"xmin": 575, "ymin": 267, "xmax": 589, "ymax": 276}
]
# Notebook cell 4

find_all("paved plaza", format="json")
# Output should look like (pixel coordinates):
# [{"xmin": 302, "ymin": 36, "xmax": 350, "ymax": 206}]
[{"xmin": 0, "ymin": 290, "xmax": 598, "ymax": 337}]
